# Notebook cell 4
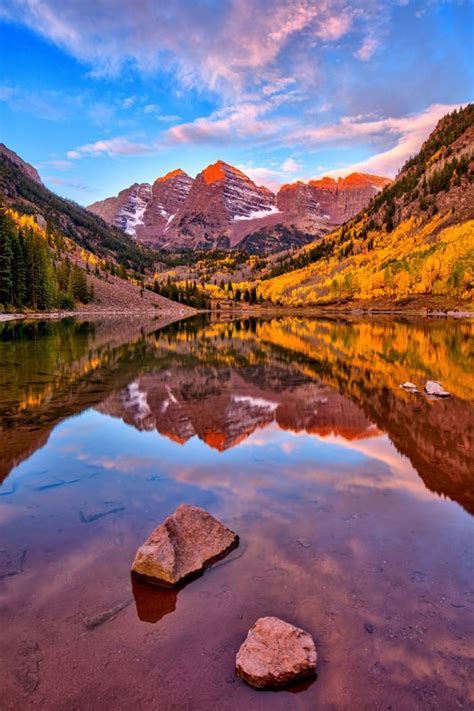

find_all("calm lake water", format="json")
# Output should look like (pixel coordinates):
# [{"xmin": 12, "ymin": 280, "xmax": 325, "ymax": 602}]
[{"xmin": 1, "ymin": 314, "xmax": 473, "ymax": 710}]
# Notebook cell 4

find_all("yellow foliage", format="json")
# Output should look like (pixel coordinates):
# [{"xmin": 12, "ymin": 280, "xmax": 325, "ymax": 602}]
[{"xmin": 259, "ymin": 216, "xmax": 474, "ymax": 305}]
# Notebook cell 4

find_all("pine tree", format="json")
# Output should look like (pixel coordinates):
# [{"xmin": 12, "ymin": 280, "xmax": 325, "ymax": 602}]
[
  {"xmin": 0, "ymin": 210, "xmax": 14, "ymax": 306},
  {"xmin": 68, "ymin": 264, "xmax": 89, "ymax": 303},
  {"xmin": 11, "ymin": 230, "xmax": 27, "ymax": 307}
]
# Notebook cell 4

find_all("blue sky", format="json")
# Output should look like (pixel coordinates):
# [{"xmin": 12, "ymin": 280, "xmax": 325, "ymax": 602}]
[{"xmin": 0, "ymin": 1, "xmax": 472, "ymax": 204}]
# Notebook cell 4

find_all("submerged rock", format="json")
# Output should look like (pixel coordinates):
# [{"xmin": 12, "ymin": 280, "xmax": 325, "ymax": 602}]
[
  {"xmin": 236, "ymin": 616, "xmax": 317, "ymax": 689},
  {"xmin": 424, "ymin": 380, "xmax": 450, "ymax": 397},
  {"xmin": 14, "ymin": 641, "xmax": 42, "ymax": 694},
  {"xmin": 401, "ymin": 382, "xmax": 419, "ymax": 392},
  {"xmin": 131, "ymin": 504, "xmax": 239, "ymax": 587},
  {"xmin": 84, "ymin": 599, "xmax": 132, "ymax": 630}
]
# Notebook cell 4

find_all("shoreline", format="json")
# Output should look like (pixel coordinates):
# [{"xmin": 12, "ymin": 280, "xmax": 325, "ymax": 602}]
[
  {"xmin": 1, "ymin": 305, "xmax": 473, "ymax": 323},
  {"xmin": 0, "ymin": 308, "xmax": 194, "ymax": 323}
]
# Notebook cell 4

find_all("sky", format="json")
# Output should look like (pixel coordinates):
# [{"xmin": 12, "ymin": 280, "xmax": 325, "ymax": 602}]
[{"xmin": 0, "ymin": 1, "xmax": 473, "ymax": 204}]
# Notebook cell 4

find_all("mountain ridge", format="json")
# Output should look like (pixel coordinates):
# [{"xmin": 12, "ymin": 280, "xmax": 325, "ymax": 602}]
[{"xmin": 88, "ymin": 161, "xmax": 390, "ymax": 254}]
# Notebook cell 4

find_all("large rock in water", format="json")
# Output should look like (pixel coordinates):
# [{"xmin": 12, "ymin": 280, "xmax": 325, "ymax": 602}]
[
  {"xmin": 131, "ymin": 504, "xmax": 239, "ymax": 587},
  {"xmin": 236, "ymin": 617, "xmax": 317, "ymax": 689}
]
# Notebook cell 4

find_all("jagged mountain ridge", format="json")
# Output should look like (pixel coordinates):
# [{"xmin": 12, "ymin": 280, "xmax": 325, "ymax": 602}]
[
  {"xmin": 278, "ymin": 173, "xmax": 391, "ymax": 223},
  {"xmin": 96, "ymin": 367, "xmax": 379, "ymax": 451},
  {"xmin": 88, "ymin": 160, "xmax": 390, "ymax": 254}
]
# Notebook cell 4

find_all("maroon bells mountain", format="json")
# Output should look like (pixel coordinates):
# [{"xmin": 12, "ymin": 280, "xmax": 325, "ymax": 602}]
[
  {"xmin": 277, "ymin": 173, "xmax": 391, "ymax": 224},
  {"xmin": 88, "ymin": 161, "xmax": 390, "ymax": 252}
]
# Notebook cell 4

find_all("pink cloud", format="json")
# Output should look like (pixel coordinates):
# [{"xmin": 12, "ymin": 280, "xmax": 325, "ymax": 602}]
[
  {"xmin": 0, "ymin": 0, "xmax": 376, "ymax": 99},
  {"xmin": 315, "ymin": 14, "xmax": 352, "ymax": 41},
  {"xmin": 308, "ymin": 103, "xmax": 462, "ymax": 178},
  {"xmin": 354, "ymin": 37, "xmax": 379, "ymax": 61},
  {"xmin": 164, "ymin": 104, "xmax": 280, "ymax": 145}
]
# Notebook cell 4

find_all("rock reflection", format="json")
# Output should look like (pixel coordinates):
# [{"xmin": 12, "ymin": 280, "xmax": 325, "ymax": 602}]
[{"xmin": 131, "ymin": 578, "xmax": 178, "ymax": 624}]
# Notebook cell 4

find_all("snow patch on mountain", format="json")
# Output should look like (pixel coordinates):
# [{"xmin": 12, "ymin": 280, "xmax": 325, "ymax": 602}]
[
  {"xmin": 123, "ymin": 381, "xmax": 151, "ymax": 422},
  {"xmin": 232, "ymin": 395, "xmax": 278, "ymax": 411},
  {"xmin": 233, "ymin": 205, "xmax": 281, "ymax": 221},
  {"xmin": 115, "ymin": 183, "xmax": 152, "ymax": 236}
]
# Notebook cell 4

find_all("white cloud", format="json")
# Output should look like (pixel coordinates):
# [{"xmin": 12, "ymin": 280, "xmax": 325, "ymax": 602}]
[
  {"xmin": 0, "ymin": 85, "xmax": 70, "ymax": 120},
  {"xmin": 40, "ymin": 159, "xmax": 72, "ymax": 170},
  {"xmin": 45, "ymin": 176, "xmax": 93, "ymax": 191},
  {"xmin": 236, "ymin": 163, "xmax": 306, "ymax": 192},
  {"xmin": 67, "ymin": 136, "xmax": 154, "ymax": 159},
  {"xmin": 164, "ymin": 103, "xmax": 281, "ymax": 145},
  {"xmin": 144, "ymin": 104, "xmax": 160, "ymax": 114}
]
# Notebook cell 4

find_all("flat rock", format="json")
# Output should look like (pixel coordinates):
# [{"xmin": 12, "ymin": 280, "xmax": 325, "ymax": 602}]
[
  {"xmin": 0, "ymin": 548, "xmax": 26, "ymax": 579},
  {"xmin": 424, "ymin": 380, "xmax": 450, "ymax": 397},
  {"xmin": 131, "ymin": 504, "xmax": 239, "ymax": 587},
  {"xmin": 401, "ymin": 381, "xmax": 419, "ymax": 392},
  {"xmin": 236, "ymin": 616, "xmax": 317, "ymax": 689}
]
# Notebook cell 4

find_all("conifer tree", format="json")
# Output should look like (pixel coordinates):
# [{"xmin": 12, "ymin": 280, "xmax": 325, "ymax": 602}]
[{"xmin": 0, "ymin": 209, "xmax": 13, "ymax": 305}]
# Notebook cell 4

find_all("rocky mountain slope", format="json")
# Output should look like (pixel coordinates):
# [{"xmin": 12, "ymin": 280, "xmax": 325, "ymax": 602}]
[
  {"xmin": 88, "ymin": 169, "xmax": 195, "ymax": 242},
  {"xmin": 137, "ymin": 169, "xmax": 194, "ymax": 244},
  {"xmin": 0, "ymin": 143, "xmax": 43, "ymax": 185},
  {"xmin": 88, "ymin": 182, "xmax": 152, "ymax": 236},
  {"xmin": 0, "ymin": 146, "xmax": 153, "ymax": 271},
  {"xmin": 277, "ymin": 173, "xmax": 390, "ymax": 223},
  {"xmin": 258, "ymin": 104, "xmax": 474, "ymax": 306},
  {"xmin": 0, "ymin": 144, "xmax": 200, "ymax": 313},
  {"xmin": 88, "ymin": 161, "xmax": 390, "ymax": 254}
]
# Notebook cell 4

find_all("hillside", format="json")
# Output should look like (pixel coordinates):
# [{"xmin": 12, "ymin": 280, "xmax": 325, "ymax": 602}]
[
  {"xmin": 0, "ymin": 146, "xmax": 210, "ymax": 313},
  {"xmin": 0, "ymin": 145, "xmax": 154, "ymax": 272},
  {"xmin": 257, "ymin": 105, "xmax": 474, "ymax": 308},
  {"xmin": 0, "ymin": 207, "xmax": 195, "ymax": 316}
]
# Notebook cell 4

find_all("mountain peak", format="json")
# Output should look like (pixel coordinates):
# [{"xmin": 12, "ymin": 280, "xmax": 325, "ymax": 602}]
[
  {"xmin": 202, "ymin": 161, "xmax": 226, "ymax": 184},
  {"xmin": 339, "ymin": 172, "xmax": 391, "ymax": 190},
  {"xmin": 306, "ymin": 173, "xmax": 391, "ymax": 191},
  {"xmin": 156, "ymin": 168, "xmax": 187, "ymax": 183},
  {"xmin": 201, "ymin": 160, "xmax": 250, "ymax": 185},
  {"xmin": 0, "ymin": 143, "xmax": 43, "ymax": 185}
]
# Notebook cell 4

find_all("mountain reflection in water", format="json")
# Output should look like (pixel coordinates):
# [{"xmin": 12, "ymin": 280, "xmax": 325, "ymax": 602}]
[
  {"xmin": 1, "ymin": 315, "xmax": 473, "ymax": 512},
  {"xmin": 1, "ymin": 314, "xmax": 473, "ymax": 710}
]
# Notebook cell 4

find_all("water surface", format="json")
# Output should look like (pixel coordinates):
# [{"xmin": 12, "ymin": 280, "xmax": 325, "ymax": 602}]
[{"xmin": 1, "ymin": 315, "xmax": 473, "ymax": 710}]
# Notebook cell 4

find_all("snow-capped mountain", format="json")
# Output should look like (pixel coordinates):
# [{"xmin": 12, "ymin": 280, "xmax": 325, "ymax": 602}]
[
  {"xmin": 88, "ymin": 162, "xmax": 391, "ymax": 252},
  {"xmin": 88, "ymin": 182, "xmax": 152, "ymax": 236},
  {"xmin": 135, "ymin": 169, "xmax": 194, "ymax": 245},
  {"xmin": 165, "ymin": 160, "xmax": 277, "ymax": 249}
]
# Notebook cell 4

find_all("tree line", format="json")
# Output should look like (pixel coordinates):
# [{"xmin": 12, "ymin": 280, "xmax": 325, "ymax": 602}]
[
  {"xmin": 152, "ymin": 277, "xmax": 211, "ymax": 309},
  {"xmin": 0, "ymin": 209, "xmax": 93, "ymax": 310}
]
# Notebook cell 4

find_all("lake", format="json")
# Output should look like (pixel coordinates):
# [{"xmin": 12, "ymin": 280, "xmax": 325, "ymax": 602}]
[{"xmin": 0, "ymin": 314, "xmax": 473, "ymax": 710}]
